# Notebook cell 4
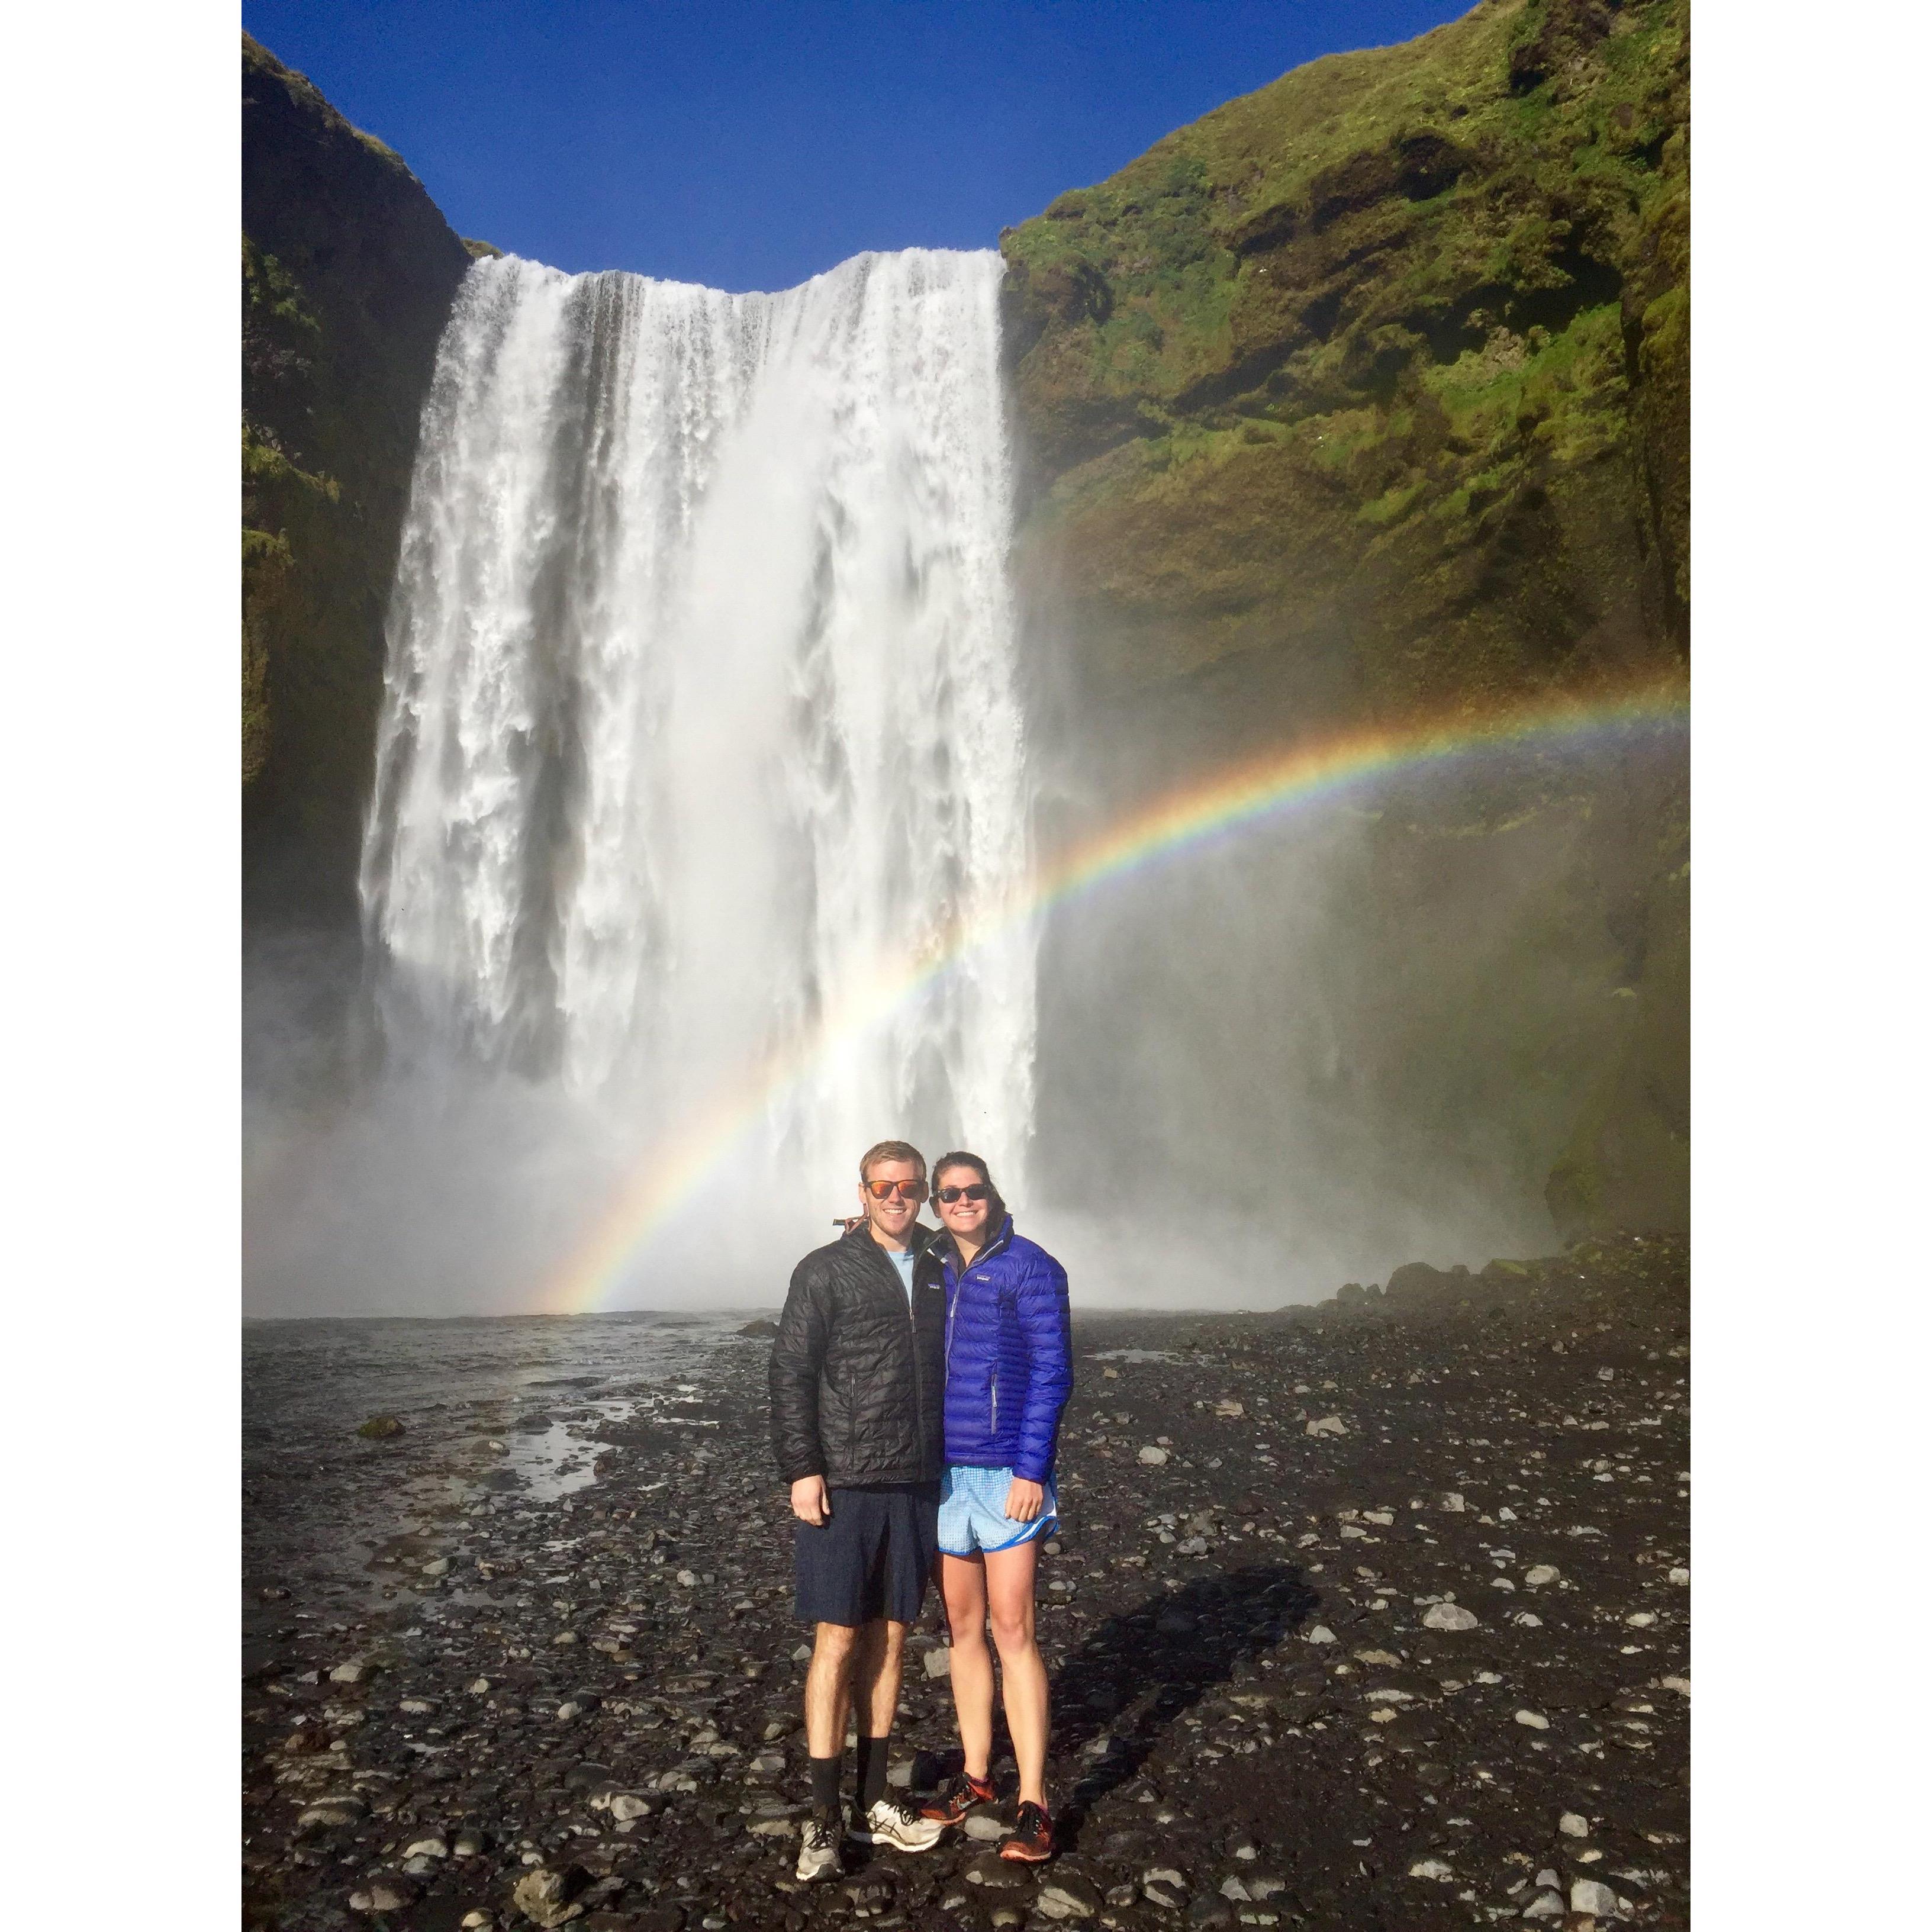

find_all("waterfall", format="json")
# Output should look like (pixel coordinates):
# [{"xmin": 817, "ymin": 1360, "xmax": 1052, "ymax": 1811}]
[{"xmin": 359, "ymin": 249, "xmax": 1035, "ymax": 1222}]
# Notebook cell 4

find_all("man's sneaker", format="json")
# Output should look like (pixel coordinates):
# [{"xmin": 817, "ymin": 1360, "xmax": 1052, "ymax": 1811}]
[
  {"xmin": 851, "ymin": 1793, "xmax": 947, "ymax": 1852},
  {"xmin": 920, "ymin": 1770, "xmax": 997, "ymax": 1826},
  {"xmin": 794, "ymin": 1807, "xmax": 842, "ymax": 1882},
  {"xmin": 999, "ymin": 1799, "xmax": 1054, "ymax": 1863}
]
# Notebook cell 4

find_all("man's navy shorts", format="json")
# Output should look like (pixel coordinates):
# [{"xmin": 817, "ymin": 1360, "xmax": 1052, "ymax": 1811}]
[{"xmin": 794, "ymin": 1481, "xmax": 939, "ymax": 1627}]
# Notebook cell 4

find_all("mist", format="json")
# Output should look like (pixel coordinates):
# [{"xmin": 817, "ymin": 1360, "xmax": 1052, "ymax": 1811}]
[
  {"xmin": 1026, "ymin": 750, "xmax": 1680, "ymax": 1305},
  {"xmin": 245, "ymin": 712, "xmax": 1683, "ymax": 1318}
]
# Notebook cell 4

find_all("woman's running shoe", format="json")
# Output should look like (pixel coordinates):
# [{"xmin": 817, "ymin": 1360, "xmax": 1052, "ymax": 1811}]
[
  {"xmin": 851, "ymin": 1793, "xmax": 947, "ymax": 1852},
  {"xmin": 999, "ymin": 1800, "xmax": 1054, "ymax": 1862},
  {"xmin": 920, "ymin": 1770, "xmax": 997, "ymax": 1825},
  {"xmin": 794, "ymin": 1807, "xmax": 842, "ymax": 1882}
]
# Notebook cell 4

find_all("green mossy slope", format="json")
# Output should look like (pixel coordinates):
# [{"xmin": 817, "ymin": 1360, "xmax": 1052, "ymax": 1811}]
[
  {"xmin": 1003, "ymin": 0, "xmax": 1687, "ymax": 718},
  {"xmin": 242, "ymin": 34, "xmax": 473, "ymax": 923}
]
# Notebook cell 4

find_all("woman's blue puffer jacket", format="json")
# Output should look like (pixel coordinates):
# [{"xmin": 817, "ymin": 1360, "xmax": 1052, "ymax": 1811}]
[{"xmin": 933, "ymin": 1216, "xmax": 1073, "ymax": 1483}]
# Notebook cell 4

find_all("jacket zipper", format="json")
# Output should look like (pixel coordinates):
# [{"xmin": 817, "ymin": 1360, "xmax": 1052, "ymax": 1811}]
[
  {"xmin": 854, "ymin": 1227, "xmax": 929, "ymax": 1472},
  {"xmin": 990, "ymin": 1370, "xmax": 999, "ymax": 1437},
  {"xmin": 944, "ymin": 1250, "xmax": 960, "ymax": 1377},
  {"xmin": 901, "ymin": 1237, "xmax": 926, "ymax": 1469}
]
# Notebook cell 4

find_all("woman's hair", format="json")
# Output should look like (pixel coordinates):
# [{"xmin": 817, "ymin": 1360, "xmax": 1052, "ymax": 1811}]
[{"xmin": 930, "ymin": 1150, "xmax": 1007, "ymax": 1233}]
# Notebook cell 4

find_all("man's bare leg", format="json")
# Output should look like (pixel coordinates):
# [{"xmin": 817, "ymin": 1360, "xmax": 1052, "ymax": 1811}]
[
  {"xmin": 804, "ymin": 1619, "xmax": 859, "ymax": 1758},
  {"xmin": 849, "ymin": 1618, "xmax": 908, "ymax": 1817},
  {"xmin": 852, "ymin": 1617, "xmax": 909, "ymax": 1734},
  {"xmin": 803, "ymin": 1618, "xmax": 859, "ymax": 1825}
]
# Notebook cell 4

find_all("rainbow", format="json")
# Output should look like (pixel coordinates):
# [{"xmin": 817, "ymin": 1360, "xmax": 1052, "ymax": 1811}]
[{"xmin": 542, "ymin": 674, "xmax": 1687, "ymax": 1310}]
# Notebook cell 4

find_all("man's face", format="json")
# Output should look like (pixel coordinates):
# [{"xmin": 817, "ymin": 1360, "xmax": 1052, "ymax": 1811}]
[{"xmin": 859, "ymin": 1157, "xmax": 926, "ymax": 1244}]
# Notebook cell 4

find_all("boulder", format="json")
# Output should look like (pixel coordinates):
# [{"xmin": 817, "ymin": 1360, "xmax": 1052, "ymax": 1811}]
[
  {"xmin": 1383, "ymin": 1264, "xmax": 1456, "ymax": 1305},
  {"xmin": 511, "ymin": 1866, "xmax": 588, "ymax": 1928}
]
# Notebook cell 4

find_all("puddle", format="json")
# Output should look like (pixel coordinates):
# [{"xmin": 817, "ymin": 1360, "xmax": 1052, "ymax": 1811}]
[{"xmin": 502, "ymin": 1405, "xmax": 633, "ymax": 1500}]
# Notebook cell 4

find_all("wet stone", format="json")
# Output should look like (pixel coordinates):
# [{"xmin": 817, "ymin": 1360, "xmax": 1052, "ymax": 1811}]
[
  {"xmin": 964, "ymin": 1849, "xmax": 1035, "ymax": 1889},
  {"xmin": 349, "ymin": 1877, "xmax": 417, "ymax": 1912},
  {"xmin": 1142, "ymin": 1867, "xmax": 1189, "ymax": 1908},
  {"xmin": 1035, "ymin": 1870, "xmax": 1102, "ymax": 1919},
  {"xmin": 1572, "ymin": 1877, "xmax": 1627, "ymax": 1918}
]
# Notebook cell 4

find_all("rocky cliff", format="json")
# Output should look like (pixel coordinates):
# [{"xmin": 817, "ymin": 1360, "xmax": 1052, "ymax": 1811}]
[
  {"xmin": 242, "ymin": 34, "xmax": 475, "ymax": 923},
  {"xmin": 1001, "ymin": 0, "xmax": 1688, "ymax": 1240}
]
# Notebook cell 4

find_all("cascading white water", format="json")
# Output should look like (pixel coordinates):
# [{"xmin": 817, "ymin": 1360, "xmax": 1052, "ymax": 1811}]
[{"xmin": 359, "ymin": 249, "xmax": 1035, "ymax": 1229}]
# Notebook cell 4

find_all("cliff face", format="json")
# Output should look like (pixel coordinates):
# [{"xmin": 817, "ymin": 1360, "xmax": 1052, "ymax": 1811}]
[
  {"xmin": 1002, "ymin": 0, "xmax": 1688, "ymax": 1239},
  {"xmin": 242, "ymin": 35, "xmax": 475, "ymax": 923}
]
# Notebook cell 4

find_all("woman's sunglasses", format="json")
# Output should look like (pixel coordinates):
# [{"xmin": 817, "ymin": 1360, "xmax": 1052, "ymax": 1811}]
[
  {"xmin": 864, "ymin": 1178, "xmax": 928, "ymax": 1201},
  {"xmin": 936, "ymin": 1183, "xmax": 990, "ymax": 1205}
]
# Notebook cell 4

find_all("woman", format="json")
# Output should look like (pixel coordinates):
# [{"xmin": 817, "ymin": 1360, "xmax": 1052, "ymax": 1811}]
[{"xmin": 917, "ymin": 1152, "xmax": 1073, "ymax": 1863}]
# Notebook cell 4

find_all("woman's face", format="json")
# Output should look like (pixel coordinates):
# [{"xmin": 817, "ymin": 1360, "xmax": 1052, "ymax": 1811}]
[{"xmin": 935, "ymin": 1166, "xmax": 993, "ymax": 1245}]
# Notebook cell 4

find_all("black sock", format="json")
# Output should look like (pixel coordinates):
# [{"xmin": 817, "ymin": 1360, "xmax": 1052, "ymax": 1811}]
[
  {"xmin": 810, "ymin": 1753, "xmax": 842, "ymax": 1817},
  {"xmin": 855, "ymin": 1734, "xmax": 890, "ymax": 1813}
]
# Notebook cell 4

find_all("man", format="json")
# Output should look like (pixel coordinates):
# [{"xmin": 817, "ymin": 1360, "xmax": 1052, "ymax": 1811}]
[{"xmin": 769, "ymin": 1140, "xmax": 951, "ymax": 1882}]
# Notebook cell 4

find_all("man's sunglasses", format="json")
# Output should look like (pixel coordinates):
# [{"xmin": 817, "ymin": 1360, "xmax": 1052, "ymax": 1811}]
[
  {"xmin": 865, "ymin": 1178, "xmax": 928, "ymax": 1201},
  {"xmin": 936, "ymin": 1183, "xmax": 990, "ymax": 1205}
]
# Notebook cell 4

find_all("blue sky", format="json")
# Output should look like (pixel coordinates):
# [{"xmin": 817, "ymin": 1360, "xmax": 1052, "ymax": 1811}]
[{"xmin": 244, "ymin": 1, "xmax": 1471, "ymax": 291}]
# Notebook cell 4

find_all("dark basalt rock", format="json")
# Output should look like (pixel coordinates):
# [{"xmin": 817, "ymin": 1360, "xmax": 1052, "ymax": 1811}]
[{"xmin": 242, "ymin": 33, "xmax": 474, "ymax": 924}]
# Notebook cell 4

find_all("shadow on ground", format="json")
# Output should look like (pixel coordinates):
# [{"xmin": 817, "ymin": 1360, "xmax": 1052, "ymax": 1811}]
[{"xmin": 1042, "ymin": 1563, "xmax": 1318, "ymax": 1849}]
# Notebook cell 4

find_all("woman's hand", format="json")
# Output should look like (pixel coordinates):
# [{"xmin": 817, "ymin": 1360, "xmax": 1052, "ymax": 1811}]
[{"xmin": 1003, "ymin": 1477, "xmax": 1045, "ymax": 1522}]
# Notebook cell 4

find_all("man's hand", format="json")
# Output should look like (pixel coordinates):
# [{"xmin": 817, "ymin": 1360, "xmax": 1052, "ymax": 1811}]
[
  {"xmin": 1003, "ymin": 1477, "xmax": 1045, "ymax": 1523},
  {"xmin": 791, "ymin": 1475, "xmax": 831, "ymax": 1526}
]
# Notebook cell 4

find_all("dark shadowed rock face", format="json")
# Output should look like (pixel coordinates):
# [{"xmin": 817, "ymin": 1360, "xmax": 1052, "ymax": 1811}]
[{"xmin": 242, "ymin": 33, "xmax": 474, "ymax": 926}]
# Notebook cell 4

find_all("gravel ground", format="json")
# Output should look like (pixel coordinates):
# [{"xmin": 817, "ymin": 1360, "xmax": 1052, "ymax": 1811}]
[{"xmin": 242, "ymin": 1231, "xmax": 1688, "ymax": 1932}]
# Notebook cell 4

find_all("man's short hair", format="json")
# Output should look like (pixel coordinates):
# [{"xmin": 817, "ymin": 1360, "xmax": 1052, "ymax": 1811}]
[{"xmin": 859, "ymin": 1139, "xmax": 926, "ymax": 1184}]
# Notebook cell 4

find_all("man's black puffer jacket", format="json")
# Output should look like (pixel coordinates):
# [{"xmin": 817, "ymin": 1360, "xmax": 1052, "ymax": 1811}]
[{"xmin": 769, "ymin": 1223, "xmax": 945, "ymax": 1487}]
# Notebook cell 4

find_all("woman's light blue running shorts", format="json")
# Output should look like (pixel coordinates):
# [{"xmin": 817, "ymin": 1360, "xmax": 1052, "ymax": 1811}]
[{"xmin": 938, "ymin": 1463, "xmax": 1060, "ymax": 1556}]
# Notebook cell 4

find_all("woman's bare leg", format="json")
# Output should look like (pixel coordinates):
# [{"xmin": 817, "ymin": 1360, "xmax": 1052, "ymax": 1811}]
[
  {"xmin": 984, "ymin": 1539, "xmax": 1049, "ymax": 1808},
  {"xmin": 939, "ymin": 1552, "xmax": 994, "ymax": 1780}
]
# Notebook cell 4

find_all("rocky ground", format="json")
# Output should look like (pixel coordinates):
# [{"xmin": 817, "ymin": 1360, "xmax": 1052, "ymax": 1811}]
[{"xmin": 243, "ymin": 1232, "xmax": 1688, "ymax": 1932}]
